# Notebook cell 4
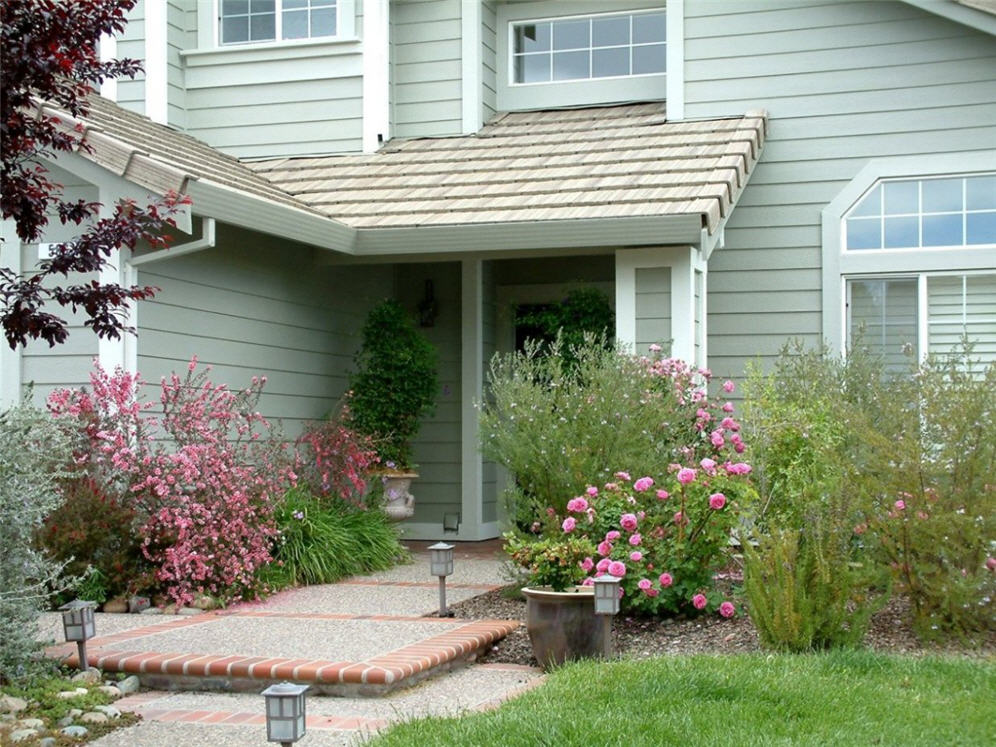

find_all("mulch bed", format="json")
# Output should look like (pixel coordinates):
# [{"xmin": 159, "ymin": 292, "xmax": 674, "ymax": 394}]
[{"xmin": 443, "ymin": 588, "xmax": 995, "ymax": 667}]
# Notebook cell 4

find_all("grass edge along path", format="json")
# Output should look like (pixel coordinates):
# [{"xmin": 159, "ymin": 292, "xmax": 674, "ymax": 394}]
[{"xmin": 368, "ymin": 650, "xmax": 996, "ymax": 746}]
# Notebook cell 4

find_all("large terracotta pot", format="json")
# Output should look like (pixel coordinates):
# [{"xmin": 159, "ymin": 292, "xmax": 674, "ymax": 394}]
[
  {"xmin": 522, "ymin": 586, "xmax": 606, "ymax": 670},
  {"xmin": 381, "ymin": 471, "xmax": 417, "ymax": 521}
]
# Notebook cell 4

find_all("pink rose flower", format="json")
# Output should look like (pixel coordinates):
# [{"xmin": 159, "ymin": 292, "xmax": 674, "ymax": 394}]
[
  {"xmin": 614, "ymin": 471, "xmax": 632, "ymax": 481},
  {"xmin": 723, "ymin": 380, "xmax": 735, "ymax": 393},
  {"xmin": 709, "ymin": 493, "xmax": 727, "ymax": 510},
  {"xmin": 629, "ymin": 533, "xmax": 642, "ymax": 546},
  {"xmin": 659, "ymin": 572, "xmax": 673, "ymax": 587},
  {"xmin": 656, "ymin": 489, "xmax": 670, "ymax": 501},
  {"xmin": 562, "ymin": 517, "xmax": 577, "ymax": 532},
  {"xmin": 646, "ymin": 588, "xmax": 659, "ymax": 597},
  {"xmin": 719, "ymin": 601, "xmax": 736, "ymax": 618},
  {"xmin": 567, "ymin": 497, "xmax": 589, "ymax": 513},
  {"xmin": 596, "ymin": 558, "xmax": 611, "ymax": 573},
  {"xmin": 606, "ymin": 530, "xmax": 621, "ymax": 541},
  {"xmin": 894, "ymin": 499, "xmax": 906, "ymax": 511},
  {"xmin": 581, "ymin": 577, "xmax": 594, "ymax": 586},
  {"xmin": 586, "ymin": 486, "xmax": 599, "ymax": 497},
  {"xmin": 710, "ymin": 430, "xmax": 725, "ymax": 448},
  {"xmin": 722, "ymin": 401, "xmax": 734, "ymax": 413},
  {"xmin": 692, "ymin": 593, "xmax": 708, "ymax": 610},
  {"xmin": 677, "ymin": 468, "xmax": 696, "ymax": 485},
  {"xmin": 649, "ymin": 343, "xmax": 662, "ymax": 353},
  {"xmin": 673, "ymin": 511, "xmax": 687, "ymax": 526},
  {"xmin": 630, "ymin": 551, "xmax": 643, "ymax": 562},
  {"xmin": 986, "ymin": 557, "xmax": 996, "ymax": 572},
  {"xmin": 597, "ymin": 540, "xmax": 613, "ymax": 557},
  {"xmin": 608, "ymin": 561, "xmax": 627, "ymax": 578},
  {"xmin": 580, "ymin": 557, "xmax": 594, "ymax": 572},
  {"xmin": 638, "ymin": 578, "xmax": 652, "ymax": 591},
  {"xmin": 620, "ymin": 513, "xmax": 638, "ymax": 531},
  {"xmin": 700, "ymin": 458, "xmax": 717, "ymax": 472},
  {"xmin": 633, "ymin": 476, "xmax": 654, "ymax": 492}
]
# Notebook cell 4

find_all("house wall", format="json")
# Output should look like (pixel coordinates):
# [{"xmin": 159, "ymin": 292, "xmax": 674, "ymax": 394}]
[
  {"xmin": 118, "ymin": 0, "xmax": 146, "ymax": 114},
  {"xmin": 635, "ymin": 266, "xmax": 672, "ymax": 354},
  {"xmin": 482, "ymin": 1, "xmax": 498, "ymax": 122},
  {"xmin": 19, "ymin": 169, "xmax": 100, "ymax": 403},
  {"xmin": 395, "ymin": 261, "xmax": 463, "ymax": 526},
  {"xmin": 391, "ymin": 0, "xmax": 464, "ymax": 138},
  {"xmin": 135, "ymin": 224, "xmax": 393, "ymax": 436},
  {"xmin": 683, "ymin": 0, "xmax": 996, "ymax": 380},
  {"xmin": 167, "ymin": 0, "xmax": 188, "ymax": 129}
]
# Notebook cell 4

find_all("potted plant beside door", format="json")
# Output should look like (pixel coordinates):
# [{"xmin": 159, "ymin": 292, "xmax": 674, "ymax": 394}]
[{"xmin": 348, "ymin": 299, "xmax": 438, "ymax": 521}]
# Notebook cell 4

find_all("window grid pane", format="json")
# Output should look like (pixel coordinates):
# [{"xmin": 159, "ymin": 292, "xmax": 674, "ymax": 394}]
[
  {"xmin": 221, "ymin": 0, "xmax": 337, "ymax": 44},
  {"xmin": 512, "ymin": 11, "xmax": 665, "ymax": 83},
  {"xmin": 846, "ymin": 175, "xmax": 996, "ymax": 251}
]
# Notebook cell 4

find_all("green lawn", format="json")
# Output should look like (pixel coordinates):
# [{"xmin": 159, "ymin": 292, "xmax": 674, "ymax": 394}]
[{"xmin": 369, "ymin": 651, "xmax": 995, "ymax": 746}]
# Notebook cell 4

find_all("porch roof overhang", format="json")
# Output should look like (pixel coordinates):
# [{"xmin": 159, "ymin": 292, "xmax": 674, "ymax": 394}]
[{"xmin": 38, "ymin": 97, "xmax": 766, "ymax": 260}]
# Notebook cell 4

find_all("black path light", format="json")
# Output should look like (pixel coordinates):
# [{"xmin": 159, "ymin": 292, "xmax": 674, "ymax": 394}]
[
  {"xmin": 262, "ymin": 681, "xmax": 309, "ymax": 746},
  {"xmin": 592, "ymin": 575, "xmax": 622, "ymax": 658},
  {"xmin": 59, "ymin": 599, "xmax": 97, "ymax": 671},
  {"xmin": 428, "ymin": 542, "xmax": 455, "ymax": 617}
]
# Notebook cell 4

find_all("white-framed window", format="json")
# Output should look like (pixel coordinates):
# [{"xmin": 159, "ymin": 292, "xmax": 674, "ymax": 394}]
[
  {"xmin": 845, "ymin": 174, "xmax": 996, "ymax": 251},
  {"xmin": 220, "ymin": 0, "xmax": 337, "ymax": 45},
  {"xmin": 847, "ymin": 272, "xmax": 996, "ymax": 369},
  {"xmin": 510, "ymin": 10, "xmax": 666, "ymax": 85}
]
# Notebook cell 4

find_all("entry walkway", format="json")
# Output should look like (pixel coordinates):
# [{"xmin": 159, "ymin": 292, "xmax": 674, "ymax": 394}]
[{"xmin": 38, "ymin": 543, "xmax": 541, "ymax": 745}]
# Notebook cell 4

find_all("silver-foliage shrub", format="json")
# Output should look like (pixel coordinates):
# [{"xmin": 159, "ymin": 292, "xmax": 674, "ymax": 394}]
[{"xmin": 0, "ymin": 398, "xmax": 73, "ymax": 682}]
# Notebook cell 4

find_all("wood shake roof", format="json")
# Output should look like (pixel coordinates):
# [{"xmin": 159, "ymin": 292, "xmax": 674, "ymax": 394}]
[{"xmin": 250, "ymin": 102, "xmax": 766, "ymax": 234}]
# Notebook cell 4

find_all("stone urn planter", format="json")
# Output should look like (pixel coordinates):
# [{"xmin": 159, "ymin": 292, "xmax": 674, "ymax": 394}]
[
  {"xmin": 522, "ymin": 585, "xmax": 606, "ymax": 670},
  {"xmin": 381, "ymin": 471, "xmax": 417, "ymax": 522}
]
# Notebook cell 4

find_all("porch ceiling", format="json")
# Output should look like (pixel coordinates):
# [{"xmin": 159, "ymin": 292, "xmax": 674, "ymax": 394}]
[{"xmin": 251, "ymin": 102, "xmax": 767, "ymax": 236}]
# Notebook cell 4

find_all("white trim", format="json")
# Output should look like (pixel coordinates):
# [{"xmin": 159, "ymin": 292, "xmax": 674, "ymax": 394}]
[
  {"xmin": 665, "ymin": 0, "xmax": 684, "ymax": 120},
  {"xmin": 144, "ymin": 0, "xmax": 168, "ymax": 124},
  {"xmin": 917, "ymin": 274, "xmax": 929, "ymax": 362},
  {"xmin": 461, "ymin": 259, "xmax": 485, "ymax": 540},
  {"xmin": 96, "ymin": 190, "xmax": 129, "ymax": 373},
  {"xmin": 461, "ymin": 0, "xmax": 483, "ymax": 134},
  {"xmin": 0, "ymin": 220, "xmax": 23, "ymax": 406},
  {"xmin": 197, "ymin": 0, "xmax": 357, "ymax": 50},
  {"xmin": 131, "ymin": 218, "xmax": 217, "ymax": 266},
  {"xmin": 821, "ymin": 151, "xmax": 996, "ymax": 353},
  {"xmin": 362, "ymin": 0, "xmax": 390, "ymax": 153},
  {"xmin": 615, "ymin": 245, "xmax": 699, "ymax": 361},
  {"xmin": 99, "ymin": 33, "xmax": 118, "ymax": 102}
]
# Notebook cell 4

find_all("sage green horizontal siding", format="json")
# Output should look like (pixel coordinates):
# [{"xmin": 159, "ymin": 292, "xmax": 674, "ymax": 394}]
[
  {"xmin": 135, "ymin": 224, "xmax": 393, "ymax": 436},
  {"xmin": 117, "ymin": 0, "xmax": 145, "ymax": 115},
  {"xmin": 684, "ymin": 0, "xmax": 996, "ymax": 381},
  {"xmin": 396, "ymin": 261, "xmax": 463, "ymax": 525},
  {"xmin": 167, "ymin": 0, "xmax": 187, "ymax": 129},
  {"xmin": 392, "ymin": 0, "xmax": 463, "ymax": 138},
  {"xmin": 183, "ymin": 42, "xmax": 363, "ymax": 158},
  {"xmin": 635, "ymin": 266, "xmax": 671, "ymax": 354}
]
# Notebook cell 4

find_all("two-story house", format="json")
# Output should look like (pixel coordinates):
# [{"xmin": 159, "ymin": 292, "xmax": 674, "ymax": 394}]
[{"xmin": 2, "ymin": 0, "xmax": 994, "ymax": 541}]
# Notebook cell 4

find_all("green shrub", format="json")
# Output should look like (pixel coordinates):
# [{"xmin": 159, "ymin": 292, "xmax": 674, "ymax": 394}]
[
  {"xmin": 262, "ymin": 487, "xmax": 408, "ymax": 588},
  {"xmin": 504, "ymin": 534, "xmax": 596, "ymax": 592},
  {"xmin": 515, "ymin": 287, "xmax": 614, "ymax": 365},
  {"xmin": 744, "ymin": 526, "xmax": 887, "ymax": 652},
  {"xmin": 0, "ymin": 399, "xmax": 73, "ymax": 682}
]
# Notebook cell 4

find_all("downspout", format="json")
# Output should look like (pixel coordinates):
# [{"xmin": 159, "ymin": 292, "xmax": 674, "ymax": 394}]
[{"xmin": 130, "ymin": 217, "xmax": 216, "ymax": 267}]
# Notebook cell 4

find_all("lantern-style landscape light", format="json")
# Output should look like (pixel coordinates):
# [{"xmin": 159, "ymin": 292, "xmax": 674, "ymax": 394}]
[
  {"xmin": 261, "ymin": 681, "xmax": 309, "ymax": 746},
  {"xmin": 592, "ymin": 575, "xmax": 622, "ymax": 659},
  {"xmin": 428, "ymin": 542, "xmax": 455, "ymax": 617},
  {"xmin": 59, "ymin": 600, "xmax": 97, "ymax": 671}
]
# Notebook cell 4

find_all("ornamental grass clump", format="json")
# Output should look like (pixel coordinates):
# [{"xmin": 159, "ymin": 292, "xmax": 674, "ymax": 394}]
[{"xmin": 507, "ymin": 464, "xmax": 754, "ymax": 616}]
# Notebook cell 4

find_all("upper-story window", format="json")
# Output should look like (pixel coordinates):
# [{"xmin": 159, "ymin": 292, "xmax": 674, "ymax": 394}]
[
  {"xmin": 511, "ymin": 10, "xmax": 666, "ymax": 84},
  {"xmin": 845, "ymin": 174, "xmax": 996, "ymax": 251},
  {"xmin": 220, "ymin": 0, "xmax": 337, "ymax": 45}
]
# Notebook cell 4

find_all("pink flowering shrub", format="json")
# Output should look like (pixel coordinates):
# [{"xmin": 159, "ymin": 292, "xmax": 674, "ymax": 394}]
[
  {"xmin": 508, "ymin": 463, "xmax": 755, "ymax": 616},
  {"xmin": 295, "ymin": 403, "xmax": 379, "ymax": 508},
  {"xmin": 49, "ymin": 360, "xmax": 294, "ymax": 607}
]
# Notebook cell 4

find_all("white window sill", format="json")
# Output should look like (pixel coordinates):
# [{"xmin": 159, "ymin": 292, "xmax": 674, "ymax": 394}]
[{"xmin": 180, "ymin": 35, "xmax": 360, "ymax": 60}]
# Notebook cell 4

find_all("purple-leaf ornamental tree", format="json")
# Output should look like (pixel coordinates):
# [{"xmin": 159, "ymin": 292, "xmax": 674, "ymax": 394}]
[{"xmin": 1, "ymin": 0, "xmax": 190, "ymax": 349}]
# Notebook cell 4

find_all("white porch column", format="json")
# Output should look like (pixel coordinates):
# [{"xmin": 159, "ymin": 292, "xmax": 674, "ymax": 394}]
[
  {"xmin": 96, "ymin": 191, "xmax": 134, "ymax": 374},
  {"xmin": 362, "ymin": 0, "xmax": 390, "ymax": 152},
  {"xmin": 144, "ymin": 0, "xmax": 167, "ymax": 124},
  {"xmin": 460, "ymin": 258, "xmax": 484, "ymax": 539},
  {"xmin": 615, "ymin": 246, "xmax": 700, "ymax": 363},
  {"xmin": 0, "ymin": 220, "xmax": 23, "ymax": 407}
]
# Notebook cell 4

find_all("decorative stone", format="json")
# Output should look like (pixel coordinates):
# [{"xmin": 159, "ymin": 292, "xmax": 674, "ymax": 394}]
[
  {"xmin": 57, "ymin": 715, "xmax": 75, "ymax": 727},
  {"xmin": 0, "ymin": 695, "xmax": 28, "ymax": 713},
  {"xmin": 81, "ymin": 711, "xmax": 108, "ymax": 724},
  {"xmin": 71, "ymin": 668, "xmax": 101, "ymax": 684},
  {"xmin": 97, "ymin": 685, "xmax": 122, "ymax": 699},
  {"xmin": 9, "ymin": 728, "xmax": 39, "ymax": 743},
  {"xmin": 128, "ymin": 596, "xmax": 151, "ymax": 614},
  {"xmin": 192, "ymin": 594, "xmax": 217, "ymax": 611},
  {"xmin": 116, "ymin": 675, "xmax": 140, "ymax": 695},
  {"xmin": 177, "ymin": 606, "xmax": 202, "ymax": 616},
  {"xmin": 15, "ymin": 718, "xmax": 45, "ymax": 729},
  {"xmin": 102, "ymin": 597, "xmax": 128, "ymax": 614},
  {"xmin": 68, "ymin": 709, "xmax": 83, "ymax": 718},
  {"xmin": 56, "ymin": 688, "xmax": 89, "ymax": 700},
  {"xmin": 94, "ymin": 705, "xmax": 120, "ymax": 718},
  {"xmin": 40, "ymin": 738, "xmax": 57, "ymax": 747},
  {"xmin": 61, "ymin": 725, "xmax": 89, "ymax": 738},
  {"xmin": 139, "ymin": 607, "xmax": 162, "ymax": 616}
]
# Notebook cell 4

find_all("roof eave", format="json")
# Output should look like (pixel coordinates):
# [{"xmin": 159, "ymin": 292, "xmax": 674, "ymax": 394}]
[
  {"xmin": 900, "ymin": 0, "xmax": 996, "ymax": 35},
  {"xmin": 352, "ymin": 214, "xmax": 706, "ymax": 256}
]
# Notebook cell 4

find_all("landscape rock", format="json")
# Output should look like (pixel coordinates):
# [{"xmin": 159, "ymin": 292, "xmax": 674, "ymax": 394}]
[
  {"xmin": 72, "ymin": 668, "xmax": 101, "ymax": 684},
  {"xmin": 9, "ymin": 728, "xmax": 39, "ymax": 743},
  {"xmin": 97, "ymin": 685, "xmax": 122, "ymax": 699},
  {"xmin": 61, "ymin": 725, "xmax": 89, "ymax": 738},
  {"xmin": 81, "ymin": 711, "xmax": 108, "ymax": 724},
  {"xmin": 193, "ymin": 594, "xmax": 218, "ymax": 610},
  {"xmin": 139, "ymin": 607, "xmax": 162, "ymax": 616},
  {"xmin": 0, "ymin": 695, "xmax": 28, "ymax": 713},
  {"xmin": 93, "ymin": 705, "xmax": 121, "ymax": 719},
  {"xmin": 40, "ymin": 738, "xmax": 57, "ymax": 747},
  {"xmin": 116, "ymin": 675, "xmax": 140, "ymax": 695},
  {"xmin": 128, "ymin": 596, "xmax": 151, "ymax": 614},
  {"xmin": 56, "ymin": 688, "xmax": 89, "ymax": 700},
  {"xmin": 57, "ymin": 715, "xmax": 75, "ymax": 727},
  {"xmin": 102, "ymin": 597, "xmax": 128, "ymax": 614},
  {"xmin": 68, "ymin": 709, "xmax": 83, "ymax": 718},
  {"xmin": 177, "ymin": 606, "xmax": 202, "ymax": 616},
  {"xmin": 15, "ymin": 718, "xmax": 45, "ymax": 730}
]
